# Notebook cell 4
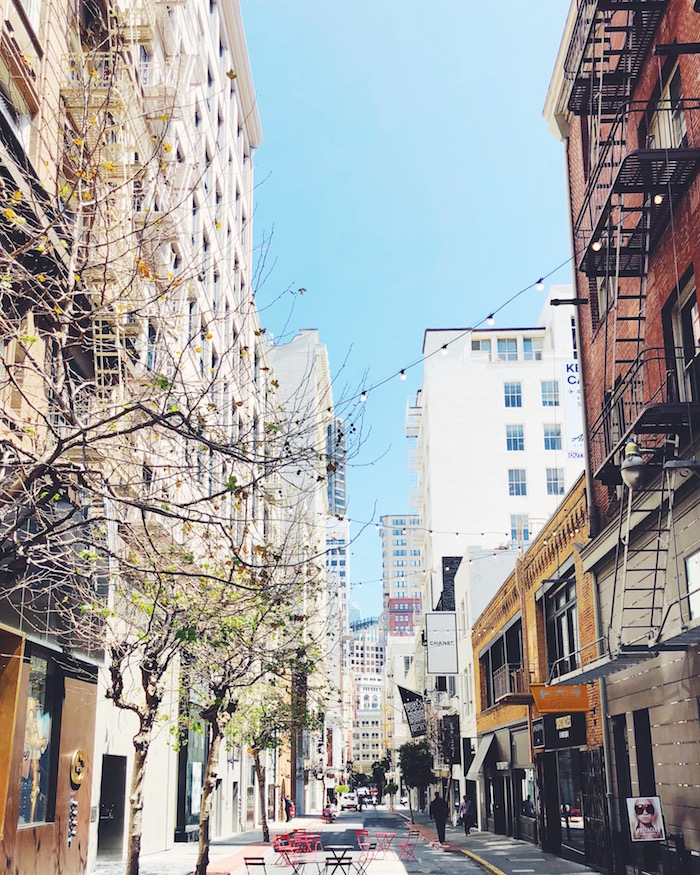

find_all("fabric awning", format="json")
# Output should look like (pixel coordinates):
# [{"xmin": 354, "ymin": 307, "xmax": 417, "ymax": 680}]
[{"xmin": 466, "ymin": 733, "xmax": 495, "ymax": 782}]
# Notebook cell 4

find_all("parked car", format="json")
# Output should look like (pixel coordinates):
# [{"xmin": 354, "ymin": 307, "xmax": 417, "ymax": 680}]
[
  {"xmin": 400, "ymin": 795, "xmax": 408, "ymax": 805},
  {"xmin": 340, "ymin": 792, "xmax": 358, "ymax": 811}
]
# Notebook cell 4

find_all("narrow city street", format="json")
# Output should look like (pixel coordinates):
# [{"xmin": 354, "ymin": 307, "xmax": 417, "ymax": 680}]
[{"xmin": 93, "ymin": 806, "xmax": 601, "ymax": 875}]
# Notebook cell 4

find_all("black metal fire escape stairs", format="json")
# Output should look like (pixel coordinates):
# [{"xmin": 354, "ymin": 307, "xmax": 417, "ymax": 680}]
[{"xmin": 551, "ymin": 0, "xmax": 700, "ymax": 683}]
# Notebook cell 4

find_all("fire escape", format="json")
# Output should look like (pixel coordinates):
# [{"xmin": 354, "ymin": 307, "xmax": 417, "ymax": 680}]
[{"xmin": 555, "ymin": 0, "xmax": 700, "ymax": 682}]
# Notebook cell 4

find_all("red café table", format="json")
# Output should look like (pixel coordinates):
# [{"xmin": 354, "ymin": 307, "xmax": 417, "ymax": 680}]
[{"xmin": 374, "ymin": 831, "xmax": 396, "ymax": 858}]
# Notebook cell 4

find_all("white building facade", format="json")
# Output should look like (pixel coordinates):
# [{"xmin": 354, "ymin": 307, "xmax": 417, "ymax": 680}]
[{"xmin": 406, "ymin": 286, "xmax": 584, "ymax": 808}]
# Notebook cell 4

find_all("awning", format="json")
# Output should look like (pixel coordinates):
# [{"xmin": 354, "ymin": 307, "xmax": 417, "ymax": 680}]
[{"xmin": 466, "ymin": 733, "xmax": 495, "ymax": 782}]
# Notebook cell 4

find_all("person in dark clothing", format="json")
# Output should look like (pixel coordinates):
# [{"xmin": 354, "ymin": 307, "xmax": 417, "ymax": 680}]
[
  {"xmin": 430, "ymin": 792, "xmax": 449, "ymax": 843},
  {"xmin": 284, "ymin": 796, "xmax": 292, "ymax": 822}
]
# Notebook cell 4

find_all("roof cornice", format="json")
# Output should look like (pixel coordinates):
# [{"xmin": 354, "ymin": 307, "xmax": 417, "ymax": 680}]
[{"xmin": 221, "ymin": 0, "xmax": 263, "ymax": 148}]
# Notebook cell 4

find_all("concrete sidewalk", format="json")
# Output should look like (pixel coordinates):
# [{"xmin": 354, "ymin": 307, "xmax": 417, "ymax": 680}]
[{"xmin": 400, "ymin": 809, "xmax": 600, "ymax": 875}]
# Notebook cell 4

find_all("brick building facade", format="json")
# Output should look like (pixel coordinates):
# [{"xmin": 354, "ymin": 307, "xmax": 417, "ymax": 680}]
[
  {"xmin": 471, "ymin": 476, "xmax": 610, "ymax": 868},
  {"xmin": 546, "ymin": 2, "xmax": 700, "ymax": 873}
]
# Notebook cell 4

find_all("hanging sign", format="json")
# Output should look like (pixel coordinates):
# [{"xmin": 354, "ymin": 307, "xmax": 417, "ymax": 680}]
[
  {"xmin": 562, "ymin": 360, "xmax": 584, "ymax": 459},
  {"xmin": 425, "ymin": 612, "xmax": 458, "ymax": 675},
  {"xmin": 531, "ymin": 683, "xmax": 589, "ymax": 713},
  {"xmin": 397, "ymin": 685, "xmax": 427, "ymax": 738}
]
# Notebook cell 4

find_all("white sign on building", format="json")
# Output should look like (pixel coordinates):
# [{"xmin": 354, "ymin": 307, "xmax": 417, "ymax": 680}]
[
  {"xmin": 562, "ymin": 360, "xmax": 584, "ymax": 459},
  {"xmin": 425, "ymin": 612, "xmax": 458, "ymax": 675}
]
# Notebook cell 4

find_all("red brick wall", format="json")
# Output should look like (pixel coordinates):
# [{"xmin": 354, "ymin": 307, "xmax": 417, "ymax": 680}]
[{"xmin": 566, "ymin": 0, "xmax": 700, "ymax": 531}]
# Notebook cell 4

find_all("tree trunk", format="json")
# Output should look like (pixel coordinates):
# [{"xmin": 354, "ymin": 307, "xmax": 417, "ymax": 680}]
[
  {"xmin": 195, "ymin": 719, "xmax": 223, "ymax": 875},
  {"xmin": 253, "ymin": 750, "xmax": 269, "ymax": 843},
  {"xmin": 125, "ymin": 736, "xmax": 150, "ymax": 875},
  {"xmin": 409, "ymin": 792, "xmax": 415, "ymax": 824}
]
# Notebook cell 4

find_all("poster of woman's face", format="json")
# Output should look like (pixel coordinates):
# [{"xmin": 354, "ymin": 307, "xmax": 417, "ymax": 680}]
[{"xmin": 626, "ymin": 796, "xmax": 665, "ymax": 842}]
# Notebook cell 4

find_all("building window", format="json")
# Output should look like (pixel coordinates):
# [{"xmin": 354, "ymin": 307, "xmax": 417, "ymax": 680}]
[
  {"xmin": 544, "ymin": 424, "xmax": 562, "ymax": 450},
  {"xmin": 506, "ymin": 424, "xmax": 524, "ymax": 451},
  {"xmin": 504, "ymin": 382, "xmax": 522, "ymax": 408},
  {"xmin": 497, "ymin": 338, "xmax": 517, "ymax": 361},
  {"xmin": 546, "ymin": 468, "xmax": 565, "ymax": 495},
  {"xmin": 510, "ymin": 514, "xmax": 529, "ymax": 544},
  {"xmin": 479, "ymin": 619, "xmax": 523, "ymax": 709},
  {"xmin": 541, "ymin": 380, "xmax": 560, "ymax": 407},
  {"xmin": 545, "ymin": 579, "xmax": 579, "ymax": 678},
  {"xmin": 471, "ymin": 338, "xmax": 491, "ymax": 355},
  {"xmin": 523, "ymin": 337, "xmax": 543, "ymax": 361},
  {"xmin": 508, "ymin": 469, "xmax": 527, "ymax": 496},
  {"xmin": 18, "ymin": 652, "xmax": 59, "ymax": 826}
]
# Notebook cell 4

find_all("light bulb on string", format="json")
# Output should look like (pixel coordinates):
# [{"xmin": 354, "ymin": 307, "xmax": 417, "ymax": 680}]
[
  {"xmin": 399, "ymin": 370, "xmax": 407, "ymax": 380},
  {"xmin": 536, "ymin": 278, "xmax": 544, "ymax": 291},
  {"xmin": 441, "ymin": 344, "xmax": 448, "ymax": 355},
  {"xmin": 487, "ymin": 314, "xmax": 495, "ymax": 326},
  {"xmin": 360, "ymin": 391, "xmax": 367, "ymax": 403}
]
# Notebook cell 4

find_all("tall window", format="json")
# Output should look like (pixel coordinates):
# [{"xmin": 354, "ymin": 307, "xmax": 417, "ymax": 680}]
[
  {"xmin": 510, "ymin": 514, "xmax": 530, "ymax": 544},
  {"xmin": 497, "ymin": 338, "xmax": 517, "ymax": 361},
  {"xmin": 546, "ymin": 468, "xmax": 565, "ymax": 495},
  {"xmin": 504, "ymin": 381, "xmax": 522, "ymax": 408},
  {"xmin": 508, "ymin": 469, "xmax": 527, "ymax": 496},
  {"xmin": 647, "ymin": 65, "xmax": 687, "ymax": 150},
  {"xmin": 541, "ymin": 380, "xmax": 560, "ymax": 406},
  {"xmin": 506, "ymin": 424, "xmax": 524, "ymax": 451},
  {"xmin": 546, "ymin": 579, "xmax": 579, "ymax": 678},
  {"xmin": 544, "ymin": 424, "xmax": 562, "ymax": 450},
  {"xmin": 523, "ymin": 337, "xmax": 543, "ymax": 361}
]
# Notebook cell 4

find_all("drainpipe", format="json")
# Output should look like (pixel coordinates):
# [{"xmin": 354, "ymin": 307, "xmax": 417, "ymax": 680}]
[{"xmin": 563, "ymin": 137, "xmax": 600, "ymax": 538}]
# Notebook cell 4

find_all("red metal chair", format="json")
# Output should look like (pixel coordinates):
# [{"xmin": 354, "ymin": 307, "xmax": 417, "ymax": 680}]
[{"xmin": 397, "ymin": 830, "xmax": 420, "ymax": 862}]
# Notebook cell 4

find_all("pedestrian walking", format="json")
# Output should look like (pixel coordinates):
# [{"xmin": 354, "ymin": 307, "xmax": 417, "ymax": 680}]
[
  {"xmin": 429, "ymin": 792, "xmax": 449, "ymax": 843},
  {"xmin": 284, "ymin": 796, "xmax": 292, "ymax": 822},
  {"xmin": 458, "ymin": 795, "xmax": 474, "ymax": 836}
]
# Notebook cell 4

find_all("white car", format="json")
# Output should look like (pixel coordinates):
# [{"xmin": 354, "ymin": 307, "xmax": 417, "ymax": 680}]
[
  {"xmin": 340, "ymin": 793, "xmax": 358, "ymax": 811},
  {"xmin": 400, "ymin": 795, "xmax": 408, "ymax": 805}
]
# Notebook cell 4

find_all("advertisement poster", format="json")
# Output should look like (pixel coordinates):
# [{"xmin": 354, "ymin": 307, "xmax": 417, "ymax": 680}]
[{"xmin": 626, "ymin": 796, "xmax": 665, "ymax": 842}]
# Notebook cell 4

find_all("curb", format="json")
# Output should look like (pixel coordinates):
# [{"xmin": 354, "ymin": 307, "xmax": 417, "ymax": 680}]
[
  {"xmin": 459, "ymin": 848, "xmax": 507, "ymax": 875},
  {"xmin": 397, "ymin": 814, "xmax": 507, "ymax": 875}
]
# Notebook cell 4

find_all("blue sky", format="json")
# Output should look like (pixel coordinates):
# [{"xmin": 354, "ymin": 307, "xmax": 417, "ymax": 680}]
[{"xmin": 240, "ymin": 2, "xmax": 573, "ymax": 616}]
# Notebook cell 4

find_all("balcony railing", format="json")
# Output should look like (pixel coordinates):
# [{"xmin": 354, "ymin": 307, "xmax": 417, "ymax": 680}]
[
  {"xmin": 564, "ymin": 0, "xmax": 667, "ymax": 116},
  {"xmin": 493, "ymin": 663, "xmax": 526, "ymax": 702},
  {"xmin": 575, "ymin": 99, "xmax": 700, "ymax": 276},
  {"xmin": 589, "ymin": 347, "xmax": 700, "ymax": 481}
]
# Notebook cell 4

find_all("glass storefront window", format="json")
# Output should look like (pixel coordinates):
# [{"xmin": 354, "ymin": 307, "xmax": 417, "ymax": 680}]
[{"xmin": 18, "ymin": 655, "xmax": 55, "ymax": 826}]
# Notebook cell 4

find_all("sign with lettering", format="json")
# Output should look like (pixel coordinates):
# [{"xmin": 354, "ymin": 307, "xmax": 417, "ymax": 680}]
[
  {"xmin": 562, "ymin": 360, "xmax": 584, "ymax": 459},
  {"xmin": 425, "ymin": 612, "xmax": 458, "ymax": 675},
  {"xmin": 537, "ymin": 712, "xmax": 587, "ymax": 749},
  {"xmin": 397, "ymin": 685, "xmax": 427, "ymax": 738},
  {"xmin": 531, "ymin": 683, "xmax": 589, "ymax": 713}
]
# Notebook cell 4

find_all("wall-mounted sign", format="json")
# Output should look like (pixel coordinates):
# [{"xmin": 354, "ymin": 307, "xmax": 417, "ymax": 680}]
[
  {"xmin": 626, "ymin": 796, "xmax": 665, "ymax": 842},
  {"xmin": 70, "ymin": 749, "xmax": 87, "ymax": 789},
  {"xmin": 532, "ymin": 713, "xmax": 586, "ymax": 750},
  {"xmin": 425, "ymin": 612, "xmax": 458, "ymax": 675},
  {"xmin": 496, "ymin": 761, "xmax": 510, "ymax": 771},
  {"xmin": 531, "ymin": 683, "xmax": 589, "ymax": 713}
]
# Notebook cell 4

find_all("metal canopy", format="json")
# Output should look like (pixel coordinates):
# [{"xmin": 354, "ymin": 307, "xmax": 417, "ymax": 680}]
[{"xmin": 466, "ymin": 733, "xmax": 495, "ymax": 782}]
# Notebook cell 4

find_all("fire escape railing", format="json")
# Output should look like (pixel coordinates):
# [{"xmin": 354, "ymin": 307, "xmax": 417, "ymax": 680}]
[
  {"xmin": 574, "ymin": 99, "xmax": 700, "ymax": 276},
  {"xmin": 588, "ymin": 347, "xmax": 700, "ymax": 479},
  {"xmin": 564, "ymin": 0, "xmax": 668, "ymax": 116}
]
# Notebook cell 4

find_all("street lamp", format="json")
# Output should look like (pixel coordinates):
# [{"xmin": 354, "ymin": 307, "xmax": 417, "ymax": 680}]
[{"xmin": 620, "ymin": 439, "xmax": 647, "ymax": 490}]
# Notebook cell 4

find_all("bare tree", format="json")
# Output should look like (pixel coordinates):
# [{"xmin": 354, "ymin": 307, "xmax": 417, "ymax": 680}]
[{"xmin": 0, "ymin": 9, "xmax": 361, "ymax": 874}]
